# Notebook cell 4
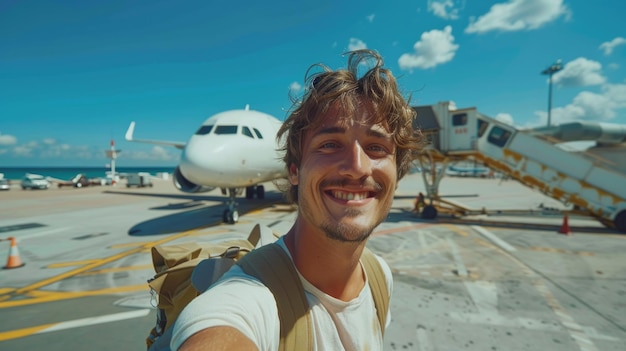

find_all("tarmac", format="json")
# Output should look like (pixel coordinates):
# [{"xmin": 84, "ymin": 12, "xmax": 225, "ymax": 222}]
[{"xmin": 0, "ymin": 172, "xmax": 624, "ymax": 350}]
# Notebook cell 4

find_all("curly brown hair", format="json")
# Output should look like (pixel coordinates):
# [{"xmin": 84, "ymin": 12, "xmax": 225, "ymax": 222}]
[{"xmin": 277, "ymin": 49, "xmax": 422, "ymax": 203}]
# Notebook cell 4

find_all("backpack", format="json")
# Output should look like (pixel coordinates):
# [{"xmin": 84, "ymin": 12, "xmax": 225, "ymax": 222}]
[{"xmin": 145, "ymin": 223, "xmax": 389, "ymax": 350}]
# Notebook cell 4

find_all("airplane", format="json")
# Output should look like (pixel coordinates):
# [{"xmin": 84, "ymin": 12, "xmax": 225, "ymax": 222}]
[{"xmin": 125, "ymin": 105, "xmax": 287, "ymax": 224}]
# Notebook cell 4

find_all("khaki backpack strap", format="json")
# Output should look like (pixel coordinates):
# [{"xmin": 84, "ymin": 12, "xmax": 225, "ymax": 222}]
[
  {"xmin": 362, "ymin": 247, "xmax": 390, "ymax": 335},
  {"xmin": 237, "ymin": 243, "xmax": 313, "ymax": 351}
]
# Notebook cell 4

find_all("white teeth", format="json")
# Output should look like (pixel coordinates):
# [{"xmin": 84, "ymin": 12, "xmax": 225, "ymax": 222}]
[{"xmin": 332, "ymin": 191, "xmax": 368, "ymax": 201}]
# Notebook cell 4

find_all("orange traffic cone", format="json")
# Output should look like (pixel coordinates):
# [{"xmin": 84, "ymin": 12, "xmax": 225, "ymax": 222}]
[
  {"xmin": 558, "ymin": 213, "xmax": 572, "ymax": 236},
  {"xmin": 3, "ymin": 237, "xmax": 25, "ymax": 269}
]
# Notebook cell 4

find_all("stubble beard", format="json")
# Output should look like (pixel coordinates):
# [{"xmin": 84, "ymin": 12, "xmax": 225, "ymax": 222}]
[
  {"xmin": 299, "ymin": 178, "xmax": 392, "ymax": 243},
  {"xmin": 320, "ymin": 206, "xmax": 390, "ymax": 243}
]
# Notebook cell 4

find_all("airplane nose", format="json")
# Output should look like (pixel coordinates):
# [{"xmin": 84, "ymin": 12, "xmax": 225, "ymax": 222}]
[{"xmin": 179, "ymin": 137, "xmax": 237, "ymax": 185}]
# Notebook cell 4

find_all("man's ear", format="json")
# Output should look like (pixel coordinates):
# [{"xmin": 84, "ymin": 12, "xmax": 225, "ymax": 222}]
[{"xmin": 289, "ymin": 164, "xmax": 299, "ymax": 185}]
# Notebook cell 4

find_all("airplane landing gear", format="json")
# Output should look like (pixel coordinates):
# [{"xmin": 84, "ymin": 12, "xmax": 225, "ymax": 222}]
[
  {"xmin": 245, "ymin": 185, "xmax": 265, "ymax": 199},
  {"xmin": 222, "ymin": 208, "xmax": 239, "ymax": 224},
  {"xmin": 223, "ymin": 185, "xmax": 265, "ymax": 224},
  {"xmin": 421, "ymin": 204, "xmax": 438, "ymax": 219},
  {"xmin": 223, "ymin": 188, "xmax": 240, "ymax": 224},
  {"xmin": 615, "ymin": 210, "xmax": 626, "ymax": 233}
]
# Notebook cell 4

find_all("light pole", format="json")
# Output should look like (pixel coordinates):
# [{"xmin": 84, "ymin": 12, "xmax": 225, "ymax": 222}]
[
  {"xmin": 541, "ymin": 59, "xmax": 563, "ymax": 127},
  {"xmin": 105, "ymin": 139, "xmax": 121, "ymax": 185}
]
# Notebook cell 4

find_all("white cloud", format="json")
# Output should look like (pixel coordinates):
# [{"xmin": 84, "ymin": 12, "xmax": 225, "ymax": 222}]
[
  {"xmin": 604, "ymin": 83, "xmax": 626, "ymax": 109},
  {"xmin": 366, "ymin": 14, "xmax": 375, "ymax": 23},
  {"xmin": 398, "ymin": 26, "xmax": 459, "ymax": 70},
  {"xmin": 608, "ymin": 63, "xmax": 620, "ymax": 70},
  {"xmin": 534, "ymin": 83, "xmax": 626, "ymax": 125},
  {"xmin": 289, "ymin": 81, "xmax": 302, "ymax": 94},
  {"xmin": 552, "ymin": 57, "xmax": 606, "ymax": 87},
  {"xmin": 0, "ymin": 133, "xmax": 17, "ymax": 146},
  {"xmin": 495, "ymin": 113, "xmax": 515, "ymax": 125},
  {"xmin": 599, "ymin": 37, "xmax": 626, "ymax": 56},
  {"xmin": 428, "ymin": 0, "xmax": 461, "ymax": 20},
  {"xmin": 125, "ymin": 146, "xmax": 178, "ymax": 162},
  {"xmin": 348, "ymin": 38, "xmax": 367, "ymax": 51},
  {"xmin": 0, "ymin": 135, "xmax": 180, "ymax": 165},
  {"xmin": 150, "ymin": 146, "xmax": 175, "ymax": 160},
  {"xmin": 465, "ymin": 0, "xmax": 569, "ymax": 34}
]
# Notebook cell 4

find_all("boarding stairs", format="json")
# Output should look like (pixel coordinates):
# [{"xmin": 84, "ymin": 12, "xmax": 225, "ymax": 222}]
[{"xmin": 412, "ymin": 102, "xmax": 626, "ymax": 232}]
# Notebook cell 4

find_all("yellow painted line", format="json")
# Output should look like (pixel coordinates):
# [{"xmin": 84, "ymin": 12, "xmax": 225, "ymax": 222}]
[
  {"xmin": 372, "ymin": 222, "xmax": 434, "ymax": 237},
  {"xmin": 109, "ymin": 242, "xmax": 154, "ymax": 249},
  {"xmin": 0, "ymin": 208, "xmax": 269, "ymax": 308},
  {"xmin": 47, "ymin": 259, "xmax": 100, "ymax": 268},
  {"xmin": 528, "ymin": 246, "xmax": 594, "ymax": 256},
  {"xmin": 0, "ymin": 284, "xmax": 148, "ymax": 308},
  {"xmin": 0, "ymin": 217, "xmax": 238, "ymax": 307},
  {"xmin": 187, "ymin": 228, "xmax": 230, "ymax": 237},
  {"xmin": 0, "ymin": 288, "xmax": 15, "ymax": 295},
  {"xmin": 441, "ymin": 224, "xmax": 469, "ymax": 237},
  {"xmin": 0, "ymin": 309, "xmax": 151, "ymax": 341},
  {"xmin": 473, "ymin": 237, "xmax": 499, "ymax": 250},
  {"xmin": 12, "ymin": 227, "xmax": 204, "ymax": 296},
  {"xmin": 0, "ymin": 322, "xmax": 57, "ymax": 341},
  {"xmin": 79, "ymin": 264, "xmax": 153, "ymax": 276}
]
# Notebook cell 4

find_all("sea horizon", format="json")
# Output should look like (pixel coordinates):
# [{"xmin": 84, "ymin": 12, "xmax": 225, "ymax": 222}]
[{"xmin": 0, "ymin": 166, "xmax": 176, "ymax": 181}]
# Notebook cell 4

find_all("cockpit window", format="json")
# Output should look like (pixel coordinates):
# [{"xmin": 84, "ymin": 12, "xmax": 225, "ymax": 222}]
[
  {"xmin": 487, "ymin": 126, "xmax": 512, "ymax": 147},
  {"xmin": 214, "ymin": 125, "xmax": 238, "ymax": 135},
  {"xmin": 253, "ymin": 128, "xmax": 263, "ymax": 139},
  {"xmin": 196, "ymin": 125, "xmax": 213, "ymax": 135},
  {"xmin": 242, "ymin": 126, "xmax": 254, "ymax": 138}
]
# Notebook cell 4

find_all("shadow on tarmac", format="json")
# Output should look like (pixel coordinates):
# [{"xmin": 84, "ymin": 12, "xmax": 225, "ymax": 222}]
[
  {"xmin": 103, "ymin": 190, "xmax": 227, "ymax": 203},
  {"xmin": 435, "ymin": 216, "xmax": 620, "ymax": 235},
  {"xmin": 125, "ymin": 191, "xmax": 285, "ymax": 236},
  {"xmin": 385, "ymin": 205, "xmax": 621, "ymax": 235}
]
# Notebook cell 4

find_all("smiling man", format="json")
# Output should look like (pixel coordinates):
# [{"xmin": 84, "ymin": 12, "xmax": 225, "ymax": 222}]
[{"xmin": 172, "ymin": 50, "xmax": 421, "ymax": 351}]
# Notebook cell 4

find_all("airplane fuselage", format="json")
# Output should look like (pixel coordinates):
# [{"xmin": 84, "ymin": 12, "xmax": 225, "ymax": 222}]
[
  {"xmin": 125, "ymin": 106, "xmax": 287, "ymax": 223},
  {"xmin": 179, "ymin": 109, "xmax": 286, "ymax": 188}
]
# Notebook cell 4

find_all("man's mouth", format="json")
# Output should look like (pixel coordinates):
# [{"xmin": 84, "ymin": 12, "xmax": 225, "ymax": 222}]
[{"xmin": 329, "ymin": 190, "xmax": 371, "ymax": 201}]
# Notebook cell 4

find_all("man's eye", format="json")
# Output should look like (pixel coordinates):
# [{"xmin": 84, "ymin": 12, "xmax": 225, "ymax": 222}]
[
  {"xmin": 368, "ymin": 145, "xmax": 388, "ymax": 154},
  {"xmin": 320, "ymin": 142, "xmax": 339, "ymax": 149}
]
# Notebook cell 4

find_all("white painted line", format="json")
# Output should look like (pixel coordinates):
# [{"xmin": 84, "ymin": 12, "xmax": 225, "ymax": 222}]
[
  {"xmin": 20, "ymin": 227, "xmax": 72, "ymax": 240},
  {"xmin": 415, "ymin": 325, "xmax": 433, "ymax": 351},
  {"xmin": 465, "ymin": 281, "xmax": 497, "ymax": 313},
  {"xmin": 446, "ymin": 238, "xmax": 468, "ymax": 277},
  {"xmin": 418, "ymin": 231, "xmax": 428, "ymax": 248},
  {"xmin": 470, "ymin": 225, "xmax": 516, "ymax": 252},
  {"xmin": 36, "ymin": 309, "xmax": 151, "ymax": 334}
]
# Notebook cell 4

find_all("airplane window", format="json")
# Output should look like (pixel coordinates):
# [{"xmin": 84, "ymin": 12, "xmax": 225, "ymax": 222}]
[
  {"xmin": 487, "ymin": 126, "xmax": 512, "ymax": 147},
  {"xmin": 214, "ymin": 125, "xmax": 238, "ymax": 135},
  {"xmin": 253, "ymin": 128, "xmax": 263, "ymax": 139},
  {"xmin": 477, "ymin": 119, "xmax": 488, "ymax": 138},
  {"xmin": 242, "ymin": 126, "xmax": 254, "ymax": 138},
  {"xmin": 196, "ymin": 125, "xmax": 213, "ymax": 135},
  {"xmin": 452, "ymin": 113, "xmax": 468, "ymax": 126}
]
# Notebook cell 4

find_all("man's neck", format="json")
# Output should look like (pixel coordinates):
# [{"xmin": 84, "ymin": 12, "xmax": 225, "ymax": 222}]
[{"xmin": 284, "ymin": 220, "xmax": 367, "ymax": 301}]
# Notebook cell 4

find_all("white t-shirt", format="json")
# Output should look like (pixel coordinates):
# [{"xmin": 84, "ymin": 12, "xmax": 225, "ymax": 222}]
[{"xmin": 170, "ymin": 237, "xmax": 393, "ymax": 351}]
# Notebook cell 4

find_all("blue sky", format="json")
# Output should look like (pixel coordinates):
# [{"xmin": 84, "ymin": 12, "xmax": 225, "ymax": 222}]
[{"xmin": 1, "ymin": 0, "xmax": 625, "ymax": 167}]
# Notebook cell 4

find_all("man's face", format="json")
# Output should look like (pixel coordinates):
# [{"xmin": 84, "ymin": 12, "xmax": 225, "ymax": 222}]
[{"xmin": 289, "ymin": 103, "xmax": 397, "ymax": 243}]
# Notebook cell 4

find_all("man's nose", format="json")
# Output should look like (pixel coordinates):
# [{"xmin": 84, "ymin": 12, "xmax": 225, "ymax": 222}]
[{"xmin": 339, "ymin": 142, "xmax": 372, "ymax": 178}]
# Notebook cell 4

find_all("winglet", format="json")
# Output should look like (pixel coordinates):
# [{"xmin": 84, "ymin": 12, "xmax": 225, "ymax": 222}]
[{"xmin": 125, "ymin": 122, "xmax": 136, "ymax": 141}]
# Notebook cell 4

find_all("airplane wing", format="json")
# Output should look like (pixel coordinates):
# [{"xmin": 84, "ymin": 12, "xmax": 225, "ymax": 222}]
[{"xmin": 125, "ymin": 121, "xmax": 186, "ymax": 150}]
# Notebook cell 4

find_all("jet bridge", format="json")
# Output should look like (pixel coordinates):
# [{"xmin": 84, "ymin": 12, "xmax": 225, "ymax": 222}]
[{"xmin": 413, "ymin": 102, "xmax": 626, "ymax": 232}]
